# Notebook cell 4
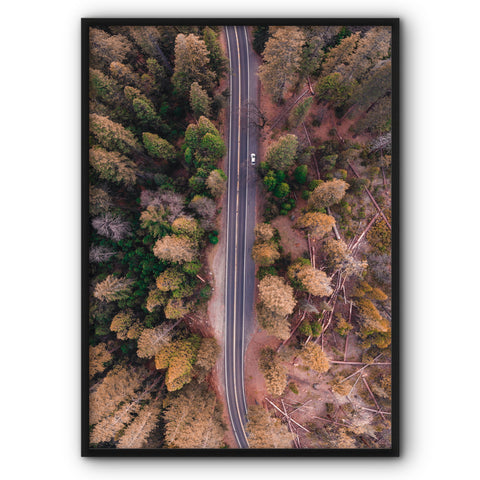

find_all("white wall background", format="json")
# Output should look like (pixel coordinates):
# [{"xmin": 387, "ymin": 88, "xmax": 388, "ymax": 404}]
[{"xmin": 1, "ymin": 1, "xmax": 478, "ymax": 478}]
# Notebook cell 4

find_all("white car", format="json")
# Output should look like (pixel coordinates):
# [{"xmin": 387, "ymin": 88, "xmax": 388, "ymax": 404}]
[{"xmin": 250, "ymin": 153, "xmax": 256, "ymax": 166}]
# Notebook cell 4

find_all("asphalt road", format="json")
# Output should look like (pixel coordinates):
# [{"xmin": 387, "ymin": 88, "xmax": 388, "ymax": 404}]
[{"xmin": 223, "ymin": 25, "xmax": 257, "ymax": 449}]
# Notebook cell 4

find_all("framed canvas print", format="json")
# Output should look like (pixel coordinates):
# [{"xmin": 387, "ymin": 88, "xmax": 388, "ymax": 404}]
[{"xmin": 82, "ymin": 18, "xmax": 399, "ymax": 456}]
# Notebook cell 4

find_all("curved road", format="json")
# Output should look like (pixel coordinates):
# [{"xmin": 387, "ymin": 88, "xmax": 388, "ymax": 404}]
[{"xmin": 223, "ymin": 25, "xmax": 257, "ymax": 449}]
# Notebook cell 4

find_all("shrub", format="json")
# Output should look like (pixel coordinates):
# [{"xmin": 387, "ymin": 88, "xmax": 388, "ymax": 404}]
[
  {"xmin": 308, "ymin": 179, "xmax": 322, "ymax": 191},
  {"xmin": 294, "ymin": 165, "xmax": 308, "ymax": 184},
  {"xmin": 288, "ymin": 382, "xmax": 299, "ymax": 394}
]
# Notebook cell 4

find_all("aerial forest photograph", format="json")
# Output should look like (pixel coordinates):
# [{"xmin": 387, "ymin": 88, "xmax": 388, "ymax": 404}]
[{"xmin": 83, "ymin": 19, "xmax": 398, "ymax": 455}]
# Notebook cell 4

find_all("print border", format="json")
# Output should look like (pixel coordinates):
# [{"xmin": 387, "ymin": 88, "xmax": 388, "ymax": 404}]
[{"xmin": 81, "ymin": 17, "xmax": 400, "ymax": 457}]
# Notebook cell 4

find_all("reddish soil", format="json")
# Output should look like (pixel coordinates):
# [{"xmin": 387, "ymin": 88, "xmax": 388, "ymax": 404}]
[
  {"xmin": 271, "ymin": 215, "xmax": 308, "ymax": 260},
  {"xmin": 243, "ymin": 324, "xmax": 378, "ymax": 448},
  {"xmin": 244, "ymin": 329, "xmax": 279, "ymax": 406},
  {"xmin": 212, "ymin": 35, "xmax": 391, "ymax": 448},
  {"xmin": 305, "ymin": 105, "xmax": 372, "ymax": 147},
  {"xmin": 245, "ymin": 74, "xmax": 390, "ymax": 448}
]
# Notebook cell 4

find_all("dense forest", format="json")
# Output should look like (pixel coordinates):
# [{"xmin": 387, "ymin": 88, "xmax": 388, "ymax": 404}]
[
  {"xmin": 87, "ymin": 25, "xmax": 230, "ymax": 449},
  {"xmin": 87, "ymin": 24, "xmax": 394, "ymax": 450},
  {"xmin": 246, "ymin": 25, "xmax": 393, "ymax": 449}
]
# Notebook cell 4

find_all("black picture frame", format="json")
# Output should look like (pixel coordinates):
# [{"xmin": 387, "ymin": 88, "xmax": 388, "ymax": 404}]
[{"xmin": 82, "ymin": 17, "xmax": 400, "ymax": 457}]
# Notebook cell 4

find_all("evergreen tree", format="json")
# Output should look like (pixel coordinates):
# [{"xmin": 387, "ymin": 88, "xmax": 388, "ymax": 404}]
[
  {"xmin": 90, "ymin": 370, "xmax": 161, "ymax": 445},
  {"xmin": 109, "ymin": 61, "xmax": 141, "ymax": 88},
  {"xmin": 308, "ymin": 179, "xmax": 349, "ymax": 210},
  {"xmin": 258, "ymin": 275, "xmax": 296, "ymax": 317},
  {"xmin": 337, "ymin": 27, "xmax": 391, "ymax": 82},
  {"xmin": 252, "ymin": 25, "xmax": 271, "ymax": 55},
  {"xmin": 203, "ymin": 27, "xmax": 228, "ymax": 81},
  {"xmin": 355, "ymin": 297, "xmax": 391, "ymax": 348},
  {"xmin": 293, "ymin": 165, "xmax": 308, "ymax": 185},
  {"xmin": 127, "ymin": 26, "xmax": 172, "ymax": 72},
  {"xmin": 153, "ymin": 235, "xmax": 197, "ymax": 263},
  {"xmin": 246, "ymin": 406, "xmax": 293, "ymax": 448},
  {"xmin": 145, "ymin": 288, "xmax": 168, "ymax": 313},
  {"xmin": 89, "ymin": 343, "xmax": 112, "ymax": 378},
  {"xmin": 89, "ymin": 68, "xmax": 119, "ymax": 104},
  {"xmin": 124, "ymin": 86, "xmax": 159, "ymax": 127},
  {"xmin": 350, "ymin": 60, "xmax": 392, "ymax": 109},
  {"xmin": 89, "ymin": 28, "xmax": 133, "ymax": 69},
  {"xmin": 321, "ymin": 33, "xmax": 360, "ymax": 77},
  {"xmin": 259, "ymin": 27, "xmax": 305, "ymax": 102},
  {"xmin": 164, "ymin": 298, "xmax": 192, "ymax": 320},
  {"xmin": 315, "ymin": 73, "xmax": 356, "ymax": 108},
  {"xmin": 156, "ymin": 268, "xmax": 185, "ymax": 292},
  {"xmin": 140, "ymin": 205, "xmax": 169, "ymax": 238},
  {"xmin": 89, "ymin": 185, "xmax": 113, "ymax": 215},
  {"xmin": 110, "ymin": 311, "xmax": 143, "ymax": 340},
  {"xmin": 190, "ymin": 81, "xmax": 212, "ymax": 118},
  {"xmin": 155, "ymin": 336, "xmax": 200, "ymax": 391},
  {"xmin": 323, "ymin": 238, "xmax": 368, "ymax": 277},
  {"xmin": 89, "ymin": 365, "xmax": 148, "ymax": 425},
  {"xmin": 295, "ymin": 211, "xmax": 335, "ymax": 238},
  {"xmin": 136, "ymin": 323, "xmax": 177, "ymax": 359},
  {"xmin": 171, "ymin": 216, "xmax": 203, "ymax": 241},
  {"xmin": 195, "ymin": 337, "xmax": 220, "ymax": 372},
  {"xmin": 256, "ymin": 304, "xmax": 291, "ymax": 340},
  {"xmin": 259, "ymin": 348, "xmax": 287, "ymax": 396},
  {"xmin": 89, "ymin": 113, "xmax": 139, "ymax": 153},
  {"xmin": 142, "ymin": 133, "xmax": 176, "ymax": 161},
  {"xmin": 254, "ymin": 223, "xmax": 275, "ymax": 242},
  {"xmin": 301, "ymin": 343, "xmax": 330, "ymax": 373},
  {"xmin": 288, "ymin": 261, "xmax": 333, "ymax": 297},
  {"xmin": 172, "ymin": 33, "xmax": 215, "ymax": 96},
  {"xmin": 265, "ymin": 134, "xmax": 298, "ymax": 171},
  {"xmin": 200, "ymin": 132, "xmax": 226, "ymax": 159},
  {"xmin": 117, "ymin": 402, "xmax": 162, "ymax": 449},
  {"xmin": 252, "ymin": 242, "xmax": 280, "ymax": 266},
  {"xmin": 352, "ymin": 96, "xmax": 391, "ymax": 134},
  {"xmin": 89, "ymin": 147, "xmax": 136, "ymax": 185},
  {"xmin": 163, "ymin": 382, "xmax": 225, "ymax": 448}
]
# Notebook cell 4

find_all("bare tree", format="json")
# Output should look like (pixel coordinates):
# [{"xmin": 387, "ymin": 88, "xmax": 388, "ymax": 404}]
[
  {"xmin": 189, "ymin": 195, "xmax": 217, "ymax": 230},
  {"xmin": 248, "ymin": 101, "xmax": 268, "ymax": 130},
  {"xmin": 89, "ymin": 245, "xmax": 116, "ymax": 263},
  {"xmin": 140, "ymin": 189, "xmax": 186, "ymax": 222},
  {"xmin": 370, "ymin": 132, "xmax": 392, "ymax": 153},
  {"xmin": 136, "ymin": 321, "xmax": 181, "ymax": 359},
  {"xmin": 93, "ymin": 275, "xmax": 133, "ymax": 302},
  {"xmin": 92, "ymin": 213, "xmax": 131, "ymax": 241}
]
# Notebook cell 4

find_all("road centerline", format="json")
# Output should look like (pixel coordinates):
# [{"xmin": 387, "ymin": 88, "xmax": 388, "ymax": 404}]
[{"xmin": 232, "ymin": 25, "xmax": 249, "ymax": 444}]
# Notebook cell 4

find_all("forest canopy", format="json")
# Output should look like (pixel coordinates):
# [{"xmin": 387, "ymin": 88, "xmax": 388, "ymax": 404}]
[{"xmin": 87, "ymin": 24, "xmax": 228, "ymax": 449}]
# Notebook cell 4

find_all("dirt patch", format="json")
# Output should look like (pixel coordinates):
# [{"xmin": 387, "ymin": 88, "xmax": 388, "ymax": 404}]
[
  {"xmin": 206, "ymin": 218, "xmax": 225, "ymax": 340},
  {"xmin": 271, "ymin": 215, "xmax": 308, "ymax": 260},
  {"xmin": 244, "ymin": 329, "xmax": 280, "ymax": 406},
  {"xmin": 305, "ymin": 104, "xmax": 372, "ymax": 147},
  {"xmin": 243, "ymin": 327, "xmax": 377, "ymax": 448}
]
